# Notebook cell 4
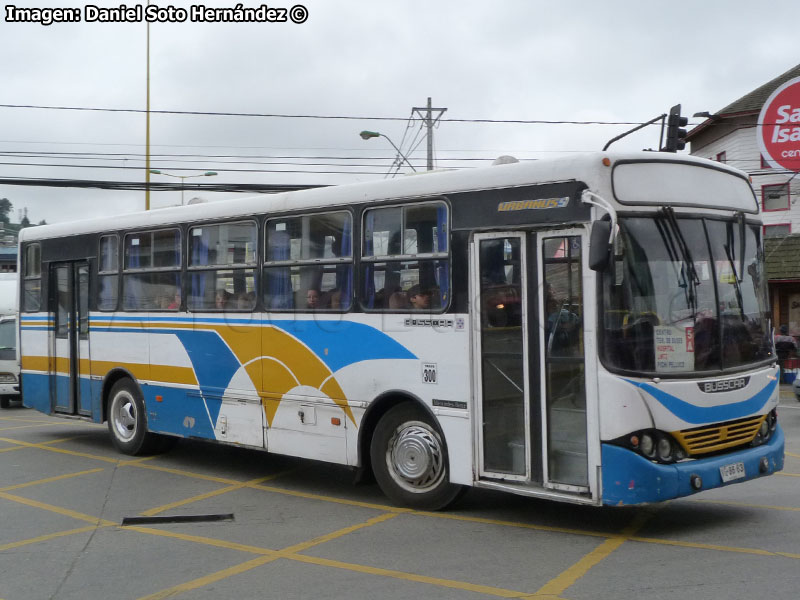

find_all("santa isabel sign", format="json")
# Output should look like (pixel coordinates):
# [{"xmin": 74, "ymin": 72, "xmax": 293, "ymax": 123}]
[{"xmin": 758, "ymin": 76, "xmax": 800, "ymax": 172}]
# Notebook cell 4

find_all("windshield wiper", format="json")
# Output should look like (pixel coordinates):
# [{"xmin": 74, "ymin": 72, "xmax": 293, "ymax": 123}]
[
  {"xmin": 659, "ymin": 208, "xmax": 701, "ymax": 310},
  {"xmin": 724, "ymin": 223, "xmax": 745, "ymax": 320}
]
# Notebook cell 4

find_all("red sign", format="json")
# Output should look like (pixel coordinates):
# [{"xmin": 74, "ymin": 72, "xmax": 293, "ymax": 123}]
[{"xmin": 758, "ymin": 76, "xmax": 800, "ymax": 172}]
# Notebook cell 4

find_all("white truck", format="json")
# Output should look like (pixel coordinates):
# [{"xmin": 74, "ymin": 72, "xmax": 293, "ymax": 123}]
[{"xmin": 0, "ymin": 273, "xmax": 20, "ymax": 409}]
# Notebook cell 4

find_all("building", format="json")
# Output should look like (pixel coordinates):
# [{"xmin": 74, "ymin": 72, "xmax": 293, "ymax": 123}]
[{"xmin": 687, "ymin": 63, "xmax": 800, "ymax": 334}]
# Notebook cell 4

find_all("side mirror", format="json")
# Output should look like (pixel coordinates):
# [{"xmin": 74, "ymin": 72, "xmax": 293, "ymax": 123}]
[{"xmin": 589, "ymin": 221, "xmax": 612, "ymax": 271}]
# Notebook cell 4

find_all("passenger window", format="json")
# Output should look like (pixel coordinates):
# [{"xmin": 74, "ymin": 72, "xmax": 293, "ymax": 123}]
[
  {"xmin": 361, "ymin": 202, "xmax": 449, "ymax": 312},
  {"xmin": 188, "ymin": 221, "xmax": 257, "ymax": 311},
  {"xmin": 264, "ymin": 212, "xmax": 352, "ymax": 311},
  {"xmin": 122, "ymin": 229, "xmax": 181, "ymax": 311}
]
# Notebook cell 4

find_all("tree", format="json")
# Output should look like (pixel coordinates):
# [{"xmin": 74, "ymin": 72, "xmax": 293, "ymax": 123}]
[{"xmin": 0, "ymin": 198, "xmax": 11, "ymax": 224}]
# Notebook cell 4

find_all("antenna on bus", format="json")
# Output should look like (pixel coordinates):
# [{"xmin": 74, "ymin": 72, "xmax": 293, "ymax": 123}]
[{"xmin": 603, "ymin": 113, "xmax": 667, "ymax": 151}]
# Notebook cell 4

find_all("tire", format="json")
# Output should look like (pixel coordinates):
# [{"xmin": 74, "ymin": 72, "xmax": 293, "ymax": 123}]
[
  {"xmin": 0, "ymin": 396, "xmax": 9, "ymax": 409},
  {"xmin": 106, "ymin": 379, "xmax": 158, "ymax": 455},
  {"xmin": 370, "ymin": 403, "xmax": 465, "ymax": 510}
]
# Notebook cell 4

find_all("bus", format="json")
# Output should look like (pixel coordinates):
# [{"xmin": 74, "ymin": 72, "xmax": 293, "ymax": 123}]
[
  {"xmin": 0, "ymin": 272, "xmax": 20, "ymax": 409},
  {"xmin": 17, "ymin": 152, "xmax": 783, "ymax": 509}
]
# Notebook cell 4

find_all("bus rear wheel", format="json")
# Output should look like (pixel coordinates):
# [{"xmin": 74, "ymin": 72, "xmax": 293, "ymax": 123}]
[
  {"xmin": 107, "ymin": 379, "xmax": 159, "ymax": 455},
  {"xmin": 370, "ymin": 403, "xmax": 464, "ymax": 510}
]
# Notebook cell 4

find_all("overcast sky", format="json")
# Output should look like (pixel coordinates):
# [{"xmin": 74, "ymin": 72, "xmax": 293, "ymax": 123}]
[{"xmin": 0, "ymin": 0, "xmax": 797, "ymax": 225}]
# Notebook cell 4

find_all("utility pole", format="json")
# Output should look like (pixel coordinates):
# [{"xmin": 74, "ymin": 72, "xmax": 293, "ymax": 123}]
[{"xmin": 412, "ymin": 97, "xmax": 447, "ymax": 170}]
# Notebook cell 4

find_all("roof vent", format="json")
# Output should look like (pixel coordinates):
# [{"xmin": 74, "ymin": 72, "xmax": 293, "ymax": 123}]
[{"xmin": 492, "ymin": 155, "xmax": 519, "ymax": 165}]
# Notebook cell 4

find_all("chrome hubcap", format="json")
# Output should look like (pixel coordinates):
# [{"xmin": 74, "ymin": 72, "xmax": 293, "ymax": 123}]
[
  {"xmin": 387, "ymin": 421, "xmax": 445, "ymax": 493},
  {"xmin": 112, "ymin": 392, "xmax": 137, "ymax": 441}
]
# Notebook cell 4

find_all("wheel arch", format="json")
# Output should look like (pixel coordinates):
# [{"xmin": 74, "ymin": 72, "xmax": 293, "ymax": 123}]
[
  {"xmin": 357, "ymin": 390, "xmax": 441, "ymax": 474},
  {"xmin": 101, "ymin": 368, "xmax": 141, "ymax": 423}
]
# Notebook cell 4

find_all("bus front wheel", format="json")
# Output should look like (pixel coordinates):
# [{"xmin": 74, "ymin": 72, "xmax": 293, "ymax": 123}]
[
  {"xmin": 370, "ymin": 403, "xmax": 464, "ymax": 510},
  {"xmin": 107, "ymin": 379, "xmax": 158, "ymax": 455}
]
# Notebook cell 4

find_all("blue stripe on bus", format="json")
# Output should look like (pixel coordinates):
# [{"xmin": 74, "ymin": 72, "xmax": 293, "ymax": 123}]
[
  {"xmin": 623, "ymin": 378, "xmax": 777, "ymax": 425},
  {"xmin": 88, "ymin": 320, "xmax": 417, "ymax": 373}
]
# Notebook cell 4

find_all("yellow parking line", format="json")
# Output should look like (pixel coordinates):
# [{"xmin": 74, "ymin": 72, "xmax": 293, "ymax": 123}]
[
  {"xmin": 0, "ymin": 524, "xmax": 106, "ymax": 552},
  {"xmin": 0, "ymin": 436, "xmax": 129, "ymax": 464},
  {"xmin": 777, "ymin": 472, "xmax": 800, "ymax": 478},
  {"xmin": 132, "ymin": 513, "xmax": 400, "ymax": 600},
  {"xmin": 0, "ymin": 421, "xmax": 81, "ymax": 432},
  {"xmin": 418, "ymin": 511, "xmax": 611, "ymax": 540},
  {"xmin": 785, "ymin": 451, "xmax": 800, "ymax": 459},
  {"xmin": 628, "ymin": 534, "xmax": 800, "ymax": 560},
  {"xmin": 0, "ymin": 467, "xmax": 105, "ymax": 492},
  {"xmin": 138, "ymin": 555, "xmax": 281, "ymax": 599},
  {"xmin": 688, "ymin": 498, "xmax": 800, "ymax": 512},
  {"xmin": 250, "ymin": 482, "xmax": 413, "ymax": 513},
  {"xmin": 288, "ymin": 552, "xmax": 531, "ymax": 598},
  {"xmin": 140, "ymin": 472, "xmax": 291, "ymax": 517},
  {"xmin": 0, "ymin": 490, "xmax": 116, "ymax": 526},
  {"xmin": 533, "ymin": 510, "xmax": 655, "ymax": 598},
  {"xmin": 124, "ymin": 461, "xmax": 244, "ymax": 485}
]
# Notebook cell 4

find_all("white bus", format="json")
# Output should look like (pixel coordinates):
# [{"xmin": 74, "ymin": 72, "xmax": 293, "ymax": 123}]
[
  {"xmin": 18, "ymin": 152, "xmax": 783, "ymax": 508},
  {"xmin": 0, "ymin": 272, "xmax": 20, "ymax": 408}
]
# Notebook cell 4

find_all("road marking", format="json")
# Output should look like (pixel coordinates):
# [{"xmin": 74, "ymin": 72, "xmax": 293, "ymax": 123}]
[
  {"xmin": 121, "ymin": 461, "xmax": 244, "ymax": 485},
  {"xmin": 777, "ymin": 472, "xmax": 800, "ymax": 478},
  {"xmin": 532, "ymin": 510, "xmax": 655, "ymax": 598},
  {"xmin": 0, "ymin": 421, "xmax": 80, "ymax": 432},
  {"xmin": 0, "ymin": 467, "xmax": 105, "ymax": 492},
  {"xmin": 0, "ymin": 436, "xmax": 126, "ymax": 464},
  {"xmin": 0, "ymin": 490, "xmax": 116, "ymax": 526},
  {"xmin": 784, "ymin": 451, "xmax": 800, "ymax": 459},
  {"xmin": 688, "ymin": 498, "xmax": 800, "ymax": 512},
  {"xmin": 249, "ymin": 482, "xmax": 413, "ymax": 513},
  {"xmin": 628, "ymin": 534, "xmax": 800, "ymax": 559},
  {"xmin": 139, "ymin": 472, "xmax": 291, "ymax": 517},
  {"xmin": 0, "ymin": 525, "xmax": 106, "ymax": 551}
]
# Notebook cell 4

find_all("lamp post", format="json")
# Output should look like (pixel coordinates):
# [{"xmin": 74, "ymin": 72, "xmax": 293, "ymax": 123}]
[
  {"xmin": 359, "ymin": 130, "xmax": 417, "ymax": 173},
  {"xmin": 149, "ymin": 170, "xmax": 218, "ymax": 205}
]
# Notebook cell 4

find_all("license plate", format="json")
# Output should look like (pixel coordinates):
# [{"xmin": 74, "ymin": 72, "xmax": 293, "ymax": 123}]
[{"xmin": 719, "ymin": 461, "xmax": 746, "ymax": 483}]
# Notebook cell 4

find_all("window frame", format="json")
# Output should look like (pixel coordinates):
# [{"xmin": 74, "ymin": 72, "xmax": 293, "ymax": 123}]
[
  {"xmin": 359, "ymin": 200, "xmax": 451, "ymax": 314},
  {"xmin": 121, "ymin": 227, "xmax": 183, "ymax": 312},
  {"xmin": 263, "ymin": 209, "xmax": 354, "ymax": 313},
  {"xmin": 97, "ymin": 234, "xmax": 120, "ymax": 312},
  {"xmin": 762, "ymin": 183, "xmax": 790, "ymax": 212},
  {"xmin": 763, "ymin": 223, "xmax": 791, "ymax": 238},
  {"xmin": 187, "ymin": 219, "xmax": 259, "ymax": 313},
  {"xmin": 22, "ymin": 242, "xmax": 41, "ymax": 313}
]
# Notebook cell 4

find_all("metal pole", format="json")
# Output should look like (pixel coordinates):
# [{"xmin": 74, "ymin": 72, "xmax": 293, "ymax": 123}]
[
  {"xmin": 426, "ymin": 97, "xmax": 433, "ymax": 171},
  {"xmin": 145, "ymin": 19, "xmax": 151, "ymax": 210}
]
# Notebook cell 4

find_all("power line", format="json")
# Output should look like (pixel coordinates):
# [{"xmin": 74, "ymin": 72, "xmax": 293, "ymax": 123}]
[{"xmin": 0, "ymin": 103, "xmax": 662, "ymax": 126}]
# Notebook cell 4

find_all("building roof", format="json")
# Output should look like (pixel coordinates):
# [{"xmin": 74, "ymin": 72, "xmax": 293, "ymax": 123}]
[
  {"xmin": 687, "ymin": 63, "xmax": 800, "ymax": 141},
  {"xmin": 718, "ymin": 63, "xmax": 800, "ymax": 116},
  {"xmin": 765, "ymin": 234, "xmax": 800, "ymax": 281}
]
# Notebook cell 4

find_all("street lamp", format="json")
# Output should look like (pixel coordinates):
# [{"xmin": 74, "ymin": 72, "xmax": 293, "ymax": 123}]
[
  {"xmin": 149, "ymin": 170, "xmax": 218, "ymax": 205},
  {"xmin": 359, "ymin": 130, "xmax": 417, "ymax": 172}
]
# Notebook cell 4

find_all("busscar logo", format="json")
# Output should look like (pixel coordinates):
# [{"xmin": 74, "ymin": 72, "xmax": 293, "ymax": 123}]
[
  {"xmin": 497, "ymin": 197, "xmax": 570, "ymax": 212},
  {"xmin": 698, "ymin": 377, "xmax": 749, "ymax": 393}
]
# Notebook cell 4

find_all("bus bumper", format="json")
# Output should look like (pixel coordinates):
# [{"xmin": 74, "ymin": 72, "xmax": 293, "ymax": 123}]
[{"xmin": 600, "ymin": 424, "xmax": 784, "ymax": 506}]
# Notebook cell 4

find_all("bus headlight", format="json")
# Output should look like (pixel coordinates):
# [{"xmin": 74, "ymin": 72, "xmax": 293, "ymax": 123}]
[
  {"xmin": 657, "ymin": 437, "xmax": 673, "ymax": 461},
  {"xmin": 612, "ymin": 429, "xmax": 684, "ymax": 464},
  {"xmin": 0, "ymin": 373, "xmax": 16, "ymax": 383},
  {"xmin": 640, "ymin": 433, "xmax": 655, "ymax": 458}
]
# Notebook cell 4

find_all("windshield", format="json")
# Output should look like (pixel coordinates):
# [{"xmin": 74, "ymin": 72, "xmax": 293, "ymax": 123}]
[
  {"xmin": 601, "ymin": 215, "xmax": 772, "ymax": 374},
  {"xmin": 0, "ymin": 319, "xmax": 15, "ymax": 351}
]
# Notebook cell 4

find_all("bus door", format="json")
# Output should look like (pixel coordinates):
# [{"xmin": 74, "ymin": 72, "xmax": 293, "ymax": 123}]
[
  {"xmin": 538, "ymin": 230, "xmax": 594, "ymax": 494},
  {"xmin": 473, "ymin": 233, "xmax": 532, "ymax": 481},
  {"xmin": 473, "ymin": 230, "xmax": 596, "ymax": 496},
  {"xmin": 51, "ymin": 262, "xmax": 91, "ymax": 415}
]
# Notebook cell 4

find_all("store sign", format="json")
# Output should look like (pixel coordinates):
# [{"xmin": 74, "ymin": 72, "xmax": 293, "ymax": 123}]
[{"xmin": 758, "ymin": 76, "xmax": 800, "ymax": 172}]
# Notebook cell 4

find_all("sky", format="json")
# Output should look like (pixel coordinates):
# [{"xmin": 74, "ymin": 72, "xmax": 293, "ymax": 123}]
[{"xmin": 0, "ymin": 0, "xmax": 798, "ymax": 225}]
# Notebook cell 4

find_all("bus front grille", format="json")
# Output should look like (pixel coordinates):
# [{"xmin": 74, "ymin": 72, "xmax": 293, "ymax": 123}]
[{"xmin": 672, "ymin": 415, "xmax": 766, "ymax": 456}]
